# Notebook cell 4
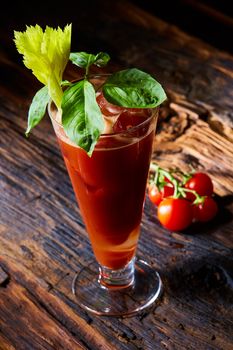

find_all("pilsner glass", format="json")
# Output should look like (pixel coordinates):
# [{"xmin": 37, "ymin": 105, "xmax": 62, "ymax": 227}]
[{"xmin": 48, "ymin": 75, "xmax": 162, "ymax": 316}]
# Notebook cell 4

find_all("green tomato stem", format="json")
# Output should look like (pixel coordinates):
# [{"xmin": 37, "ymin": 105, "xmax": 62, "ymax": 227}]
[
  {"xmin": 159, "ymin": 169, "xmax": 179, "ymax": 197},
  {"xmin": 149, "ymin": 162, "xmax": 206, "ymax": 203},
  {"xmin": 150, "ymin": 163, "xmax": 179, "ymax": 197},
  {"xmin": 181, "ymin": 188, "xmax": 205, "ymax": 204}
]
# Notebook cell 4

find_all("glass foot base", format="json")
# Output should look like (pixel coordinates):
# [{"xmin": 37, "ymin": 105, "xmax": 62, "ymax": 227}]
[{"xmin": 72, "ymin": 259, "xmax": 163, "ymax": 317}]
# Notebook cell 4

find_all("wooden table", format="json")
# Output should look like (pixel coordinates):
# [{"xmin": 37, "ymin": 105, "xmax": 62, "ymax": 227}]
[{"xmin": 0, "ymin": 1, "xmax": 233, "ymax": 349}]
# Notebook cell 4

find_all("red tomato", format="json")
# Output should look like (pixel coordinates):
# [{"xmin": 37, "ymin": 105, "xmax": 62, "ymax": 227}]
[
  {"xmin": 148, "ymin": 185, "xmax": 163, "ymax": 206},
  {"xmin": 162, "ymin": 184, "xmax": 174, "ymax": 198},
  {"xmin": 148, "ymin": 184, "xmax": 174, "ymax": 206},
  {"xmin": 158, "ymin": 198, "xmax": 193, "ymax": 231},
  {"xmin": 193, "ymin": 197, "xmax": 218, "ymax": 222},
  {"xmin": 185, "ymin": 172, "xmax": 214, "ymax": 201}
]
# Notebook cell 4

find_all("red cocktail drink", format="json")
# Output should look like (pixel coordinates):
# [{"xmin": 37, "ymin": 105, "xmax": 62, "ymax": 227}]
[{"xmin": 50, "ymin": 85, "xmax": 157, "ymax": 270}]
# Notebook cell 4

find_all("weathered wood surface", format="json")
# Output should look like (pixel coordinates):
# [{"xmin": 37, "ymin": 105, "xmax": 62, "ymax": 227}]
[{"xmin": 0, "ymin": 1, "xmax": 233, "ymax": 349}]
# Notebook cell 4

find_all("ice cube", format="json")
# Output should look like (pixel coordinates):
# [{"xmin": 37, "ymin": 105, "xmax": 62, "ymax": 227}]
[
  {"xmin": 113, "ymin": 109, "xmax": 151, "ymax": 133},
  {"xmin": 96, "ymin": 92, "xmax": 125, "ymax": 116}
]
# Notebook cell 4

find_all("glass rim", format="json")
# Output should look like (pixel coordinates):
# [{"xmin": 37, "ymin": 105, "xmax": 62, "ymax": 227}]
[{"xmin": 48, "ymin": 74, "xmax": 158, "ymax": 139}]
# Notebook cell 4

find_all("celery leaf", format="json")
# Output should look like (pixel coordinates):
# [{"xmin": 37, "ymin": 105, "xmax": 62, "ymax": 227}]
[{"xmin": 14, "ymin": 24, "xmax": 71, "ymax": 108}]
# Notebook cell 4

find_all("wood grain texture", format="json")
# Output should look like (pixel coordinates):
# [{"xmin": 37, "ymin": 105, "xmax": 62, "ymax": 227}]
[{"xmin": 0, "ymin": 0, "xmax": 233, "ymax": 349}]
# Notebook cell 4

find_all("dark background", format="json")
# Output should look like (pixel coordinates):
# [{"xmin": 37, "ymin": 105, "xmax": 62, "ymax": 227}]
[
  {"xmin": 134, "ymin": 0, "xmax": 233, "ymax": 54},
  {"xmin": 1, "ymin": 0, "xmax": 232, "ymax": 54}
]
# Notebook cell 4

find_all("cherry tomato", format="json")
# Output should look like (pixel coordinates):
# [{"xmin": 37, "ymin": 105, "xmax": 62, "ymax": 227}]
[
  {"xmin": 162, "ymin": 184, "xmax": 174, "ymax": 198},
  {"xmin": 148, "ymin": 184, "xmax": 162, "ymax": 206},
  {"xmin": 193, "ymin": 197, "xmax": 218, "ymax": 222},
  {"xmin": 158, "ymin": 198, "xmax": 193, "ymax": 231},
  {"xmin": 148, "ymin": 184, "xmax": 174, "ymax": 206},
  {"xmin": 185, "ymin": 172, "xmax": 214, "ymax": 201}
]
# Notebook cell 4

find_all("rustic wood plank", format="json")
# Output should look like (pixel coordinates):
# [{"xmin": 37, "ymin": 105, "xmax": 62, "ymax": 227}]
[
  {"xmin": 0, "ymin": 258, "xmax": 129, "ymax": 350},
  {"xmin": 0, "ymin": 335, "xmax": 15, "ymax": 350},
  {"xmin": 0, "ymin": 269, "xmax": 94, "ymax": 350}
]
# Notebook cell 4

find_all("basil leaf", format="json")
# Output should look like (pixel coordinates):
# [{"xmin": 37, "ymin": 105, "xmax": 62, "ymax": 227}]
[
  {"xmin": 26, "ymin": 86, "xmax": 50, "ymax": 136},
  {"xmin": 103, "ymin": 68, "xmax": 167, "ymax": 108},
  {"xmin": 69, "ymin": 52, "xmax": 96, "ymax": 69},
  {"xmin": 61, "ymin": 80, "xmax": 104, "ymax": 156},
  {"xmin": 70, "ymin": 51, "xmax": 110, "ymax": 69},
  {"xmin": 94, "ymin": 52, "xmax": 110, "ymax": 67}
]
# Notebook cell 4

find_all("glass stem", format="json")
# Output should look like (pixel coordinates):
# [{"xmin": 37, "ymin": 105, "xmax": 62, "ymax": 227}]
[{"xmin": 98, "ymin": 257, "xmax": 135, "ymax": 289}]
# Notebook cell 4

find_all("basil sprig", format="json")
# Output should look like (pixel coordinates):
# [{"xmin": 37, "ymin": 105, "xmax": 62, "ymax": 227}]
[
  {"xmin": 26, "ymin": 86, "xmax": 50, "ymax": 136},
  {"xmin": 70, "ymin": 52, "xmax": 110, "ymax": 76},
  {"xmin": 61, "ymin": 79, "xmax": 104, "ymax": 156},
  {"xmin": 61, "ymin": 52, "xmax": 109, "ymax": 155},
  {"xmin": 25, "ymin": 51, "xmax": 166, "ymax": 156},
  {"xmin": 102, "ymin": 68, "xmax": 167, "ymax": 108}
]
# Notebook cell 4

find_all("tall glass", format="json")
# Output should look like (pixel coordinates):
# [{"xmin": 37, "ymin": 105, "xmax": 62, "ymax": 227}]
[{"xmin": 48, "ymin": 75, "xmax": 162, "ymax": 316}]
